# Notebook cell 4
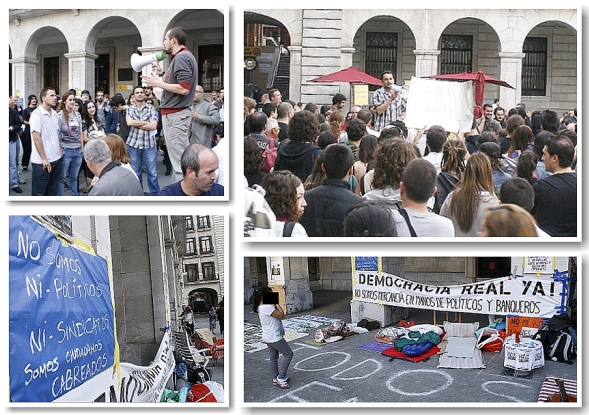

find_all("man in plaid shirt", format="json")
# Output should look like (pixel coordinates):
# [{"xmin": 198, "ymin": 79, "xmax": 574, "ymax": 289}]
[
  {"xmin": 372, "ymin": 71, "xmax": 407, "ymax": 132},
  {"xmin": 126, "ymin": 85, "xmax": 160, "ymax": 195}
]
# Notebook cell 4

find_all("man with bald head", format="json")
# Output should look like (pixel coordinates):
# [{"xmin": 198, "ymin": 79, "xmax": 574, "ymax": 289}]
[
  {"xmin": 190, "ymin": 85, "xmax": 220, "ymax": 147},
  {"xmin": 276, "ymin": 101, "xmax": 294, "ymax": 141},
  {"xmin": 158, "ymin": 143, "xmax": 224, "ymax": 196}
]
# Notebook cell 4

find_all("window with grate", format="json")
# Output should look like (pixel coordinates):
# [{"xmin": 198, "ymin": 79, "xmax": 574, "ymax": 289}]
[
  {"xmin": 185, "ymin": 263, "xmax": 198, "ymax": 282},
  {"xmin": 200, "ymin": 236, "xmax": 212, "ymax": 254},
  {"xmin": 199, "ymin": 44, "xmax": 223, "ymax": 93},
  {"xmin": 440, "ymin": 35, "xmax": 473, "ymax": 74},
  {"xmin": 186, "ymin": 238, "xmax": 196, "ymax": 255},
  {"xmin": 185, "ymin": 216, "xmax": 194, "ymax": 231},
  {"xmin": 202, "ymin": 262, "xmax": 216, "ymax": 281},
  {"xmin": 365, "ymin": 32, "xmax": 397, "ymax": 88},
  {"xmin": 522, "ymin": 37, "xmax": 547, "ymax": 96},
  {"xmin": 197, "ymin": 216, "xmax": 211, "ymax": 230}
]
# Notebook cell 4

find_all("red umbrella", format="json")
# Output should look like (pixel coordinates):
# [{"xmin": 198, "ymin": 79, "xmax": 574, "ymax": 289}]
[
  {"xmin": 310, "ymin": 66, "xmax": 382, "ymax": 86},
  {"xmin": 429, "ymin": 70, "xmax": 514, "ymax": 118}
]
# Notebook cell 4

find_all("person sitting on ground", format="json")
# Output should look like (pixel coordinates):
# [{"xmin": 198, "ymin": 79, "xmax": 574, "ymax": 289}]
[
  {"xmin": 498, "ymin": 177, "xmax": 550, "ymax": 237},
  {"xmin": 273, "ymin": 110, "xmax": 321, "ymax": 183},
  {"xmin": 440, "ymin": 152, "xmax": 499, "ymax": 237},
  {"xmin": 343, "ymin": 200, "xmax": 398, "ymax": 237},
  {"xmin": 390, "ymin": 158, "xmax": 455, "ymax": 237},
  {"xmin": 479, "ymin": 204, "xmax": 539, "ymax": 237},
  {"xmin": 261, "ymin": 170, "xmax": 308, "ymax": 237},
  {"xmin": 299, "ymin": 144, "xmax": 363, "ymax": 237},
  {"xmin": 84, "ymin": 139, "xmax": 144, "ymax": 196},
  {"xmin": 158, "ymin": 143, "xmax": 224, "ymax": 196}
]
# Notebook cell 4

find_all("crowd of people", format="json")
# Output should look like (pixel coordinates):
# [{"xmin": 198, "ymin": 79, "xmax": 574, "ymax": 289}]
[
  {"xmin": 9, "ymin": 26, "xmax": 225, "ymax": 197},
  {"xmin": 244, "ymin": 72, "xmax": 578, "ymax": 238}
]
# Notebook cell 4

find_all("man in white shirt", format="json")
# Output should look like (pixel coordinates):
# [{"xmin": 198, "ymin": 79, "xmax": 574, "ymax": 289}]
[{"xmin": 29, "ymin": 87, "xmax": 63, "ymax": 196}]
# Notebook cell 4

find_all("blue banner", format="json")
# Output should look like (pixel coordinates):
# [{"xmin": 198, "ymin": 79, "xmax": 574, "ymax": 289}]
[
  {"xmin": 9, "ymin": 216, "xmax": 115, "ymax": 402},
  {"xmin": 354, "ymin": 256, "xmax": 379, "ymax": 272}
]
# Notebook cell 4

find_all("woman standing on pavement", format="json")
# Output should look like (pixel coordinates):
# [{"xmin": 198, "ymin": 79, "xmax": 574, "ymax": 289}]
[
  {"xmin": 209, "ymin": 307, "xmax": 217, "ymax": 333},
  {"xmin": 20, "ymin": 94, "xmax": 38, "ymax": 172},
  {"xmin": 81, "ymin": 101, "xmax": 106, "ymax": 189},
  {"xmin": 57, "ymin": 92, "xmax": 84, "ymax": 196},
  {"xmin": 252, "ymin": 286, "xmax": 293, "ymax": 389}
]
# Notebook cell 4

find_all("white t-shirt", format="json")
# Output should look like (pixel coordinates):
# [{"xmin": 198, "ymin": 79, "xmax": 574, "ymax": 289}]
[
  {"xmin": 391, "ymin": 208, "xmax": 455, "ymax": 237},
  {"xmin": 29, "ymin": 106, "xmax": 62, "ymax": 163},
  {"xmin": 258, "ymin": 304, "xmax": 284, "ymax": 343}
]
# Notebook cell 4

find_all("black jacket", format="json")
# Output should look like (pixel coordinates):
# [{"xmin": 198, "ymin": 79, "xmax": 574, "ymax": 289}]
[
  {"xmin": 274, "ymin": 141, "xmax": 321, "ymax": 182},
  {"xmin": 9, "ymin": 108, "xmax": 22, "ymax": 142},
  {"xmin": 299, "ymin": 179, "xmax": 363, "ymax": 237}
]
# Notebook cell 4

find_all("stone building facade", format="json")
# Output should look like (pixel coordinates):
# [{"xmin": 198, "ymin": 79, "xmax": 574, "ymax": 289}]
[
  {"xmin": 180, "ymin": 215, "xmax": 225, "ymax": 313},
  {"xmin": 9, "ymin": 9, "xmax": 224, "ymax": 103},
  {"xmin": 245, "ymin": 9, "xmax": 577, "ymax": 114}
]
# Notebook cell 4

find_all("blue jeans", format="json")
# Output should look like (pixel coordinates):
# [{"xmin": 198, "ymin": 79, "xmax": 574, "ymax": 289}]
[
  {"xmin": 57, "ymin": 147, "xmax": 83, "ymax": 196},
  {"xmin": 9, "ymin": 140, "xmax": 19, "ymax": 188},
  {"xmin": 32, "ymin": 158, "xmax": 63, "ymax": 196},
  {"xmin": 127, "ymin": 145, "xmax": 160, "ymax": 194}
]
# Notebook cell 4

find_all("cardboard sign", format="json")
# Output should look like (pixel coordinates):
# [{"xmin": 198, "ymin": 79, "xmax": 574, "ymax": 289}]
[{"xmin": 506, "ymin": 315, "xmax": 545, "ymax": 336}]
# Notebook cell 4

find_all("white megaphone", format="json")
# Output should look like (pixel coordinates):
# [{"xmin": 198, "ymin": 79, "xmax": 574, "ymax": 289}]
[
  {"xmin": 131, "ymin": 52, "xmax": 166, "ymax": 72},
  {"xmin": 390, "ymin": 84, "xmax": 409, "ymax": 99}
]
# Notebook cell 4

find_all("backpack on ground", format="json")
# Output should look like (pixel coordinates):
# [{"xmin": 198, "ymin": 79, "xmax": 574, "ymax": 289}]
[{"xmin": 546, "ymin": 332, "xmax": 576, "ymax": 364}]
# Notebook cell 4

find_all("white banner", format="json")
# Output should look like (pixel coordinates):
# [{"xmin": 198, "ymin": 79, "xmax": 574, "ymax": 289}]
[
  {"xmin": 118, "ymin": 330, "xmax": 175, "ymax": 402},
  {"xmin": 53, "ymin": 330, "xmax": 175, "ymax": 402},
  {"xmin": 352, "ymin": 272, "xmax": 566, "ymax": 318},
  {"xmin": 403, "ymin": 76, "xmax": 474, "ymax": 133}
]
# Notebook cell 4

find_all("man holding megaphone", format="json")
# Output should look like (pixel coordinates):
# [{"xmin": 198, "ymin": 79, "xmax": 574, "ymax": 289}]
[
  {"xmin": 372, "ymin": 71, "xmax": 407, "ymax": 133},
  {"xmin": 141, "ymin": 27, "xmax": 197, "ymax": 183}
]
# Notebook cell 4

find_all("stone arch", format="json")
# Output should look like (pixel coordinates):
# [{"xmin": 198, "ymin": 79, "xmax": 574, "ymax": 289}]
[
  {"xmin": 24, "ymin": 26, "xmax": 68, "ymax": 61},
  {"xmin": 350, "ymin": 14, "xmax": 417, "ymax": 84},
  {"xmin": 188, "ymin": 287, "xmax": 219, "ymax": 313},
  {"xmin": 244, "ymin": 10, "xmax": 300, "ymax": 46},
  {"xmin": 85, "ymin": 16, "xmax": 142, "ymax": 55},
  {"xmin": 342, "ymin": 10, "xmax": 418, "ymax": 50}
]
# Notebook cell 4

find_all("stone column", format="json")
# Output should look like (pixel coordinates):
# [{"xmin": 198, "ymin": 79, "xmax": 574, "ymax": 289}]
[
  {"xmin": 288, "ymin": 46, "xmax": 302, "ymax": 104},
  {"xmin": 10, "ymin": 57, "xmax": 38, "ymax": 103},
  {"xmin": 136, "ymin": 46, "xmax": 167, "ymax": 88},
  {"xmin": 340, "ymin": 47, "xmax": 355, "ymax": 111},
  {"xmin": 413, "ymin": 49, "xmax": 440, "ymax": 78},
  {"xmin": 65, "ymin": 51, "xmax": 98, "ymax": 94},
  {"xmin": 499, "ymin": 52, "xmax": 525, "ymax": 110},
  {"xmin": 351, "ymin": 257, "xmax": 405, "ymax": 326}
]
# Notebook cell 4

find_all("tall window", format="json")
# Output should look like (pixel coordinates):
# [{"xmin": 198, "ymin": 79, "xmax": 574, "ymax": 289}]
[
  {"xmin": 522, "ymin": 37, "xmax": 547, "ymax": 96},
  {"xmin": 365, "ymin": 32, "xmax": 398, "ymax": 86},
  {"xmin": 185, "ymin": 263, "xmax": 198, "ymax": 282},
  {"xmin": 200, "ymin": 236, "xmax": 213, "ymax": 254},
  {"xmin": 186, "ymin": 238, "xmax": 196, "ymax": 255},
  {"xmin": 440, "ymin": 35, "xmax": 473, "ymax": 74},
  {"xmin": 202, "ymin": 262, "xmax": 216, "ymax": 281},
  {"xmin": 185, "ymin": 216, "xmax": 194, "ymax": 231},
  {"xmin": 199, "ymin": 44, "xmax": 223, "ymax": 93},
  {"xmin": 197, "ymin": 216, "xmax": 211, "ymax": 230},
  {"xmin": 44, "ymin": 57, "xmax": 60, "ymax": 93}
]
